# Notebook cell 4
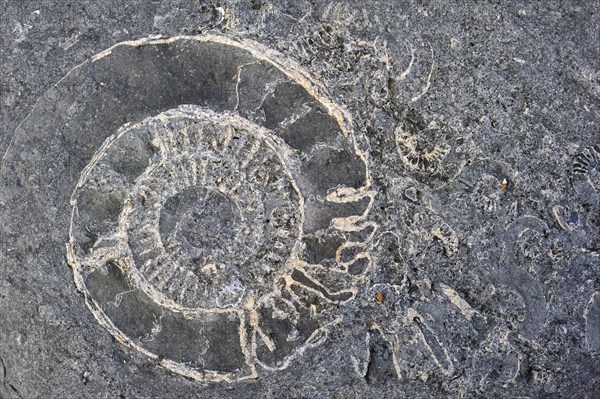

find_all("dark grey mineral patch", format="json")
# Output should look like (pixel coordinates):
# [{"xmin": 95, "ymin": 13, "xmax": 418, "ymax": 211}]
[{"xmin": 1, "ymin": 1, "xmax": 599, "ymax": 398}]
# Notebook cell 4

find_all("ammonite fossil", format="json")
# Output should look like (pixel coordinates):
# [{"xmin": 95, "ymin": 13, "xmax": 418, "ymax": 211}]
[{"xmin": 9, "ymin": 34, "xmax": 375, "ymax": 382}]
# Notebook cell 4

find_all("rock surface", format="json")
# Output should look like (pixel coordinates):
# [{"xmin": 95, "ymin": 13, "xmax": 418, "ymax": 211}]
[{"xmin": 1, "ymin": 1, "xmax": 599, "ymax": 398}]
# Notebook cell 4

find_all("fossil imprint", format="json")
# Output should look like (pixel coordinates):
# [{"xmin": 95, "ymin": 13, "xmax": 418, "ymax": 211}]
[{"xmin": 58, "ymin": 35, "xmax": 375, "ymax": 382}]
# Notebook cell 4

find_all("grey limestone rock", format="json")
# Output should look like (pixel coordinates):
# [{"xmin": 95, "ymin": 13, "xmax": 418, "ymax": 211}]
[{"xmin": 1, "ymin": 1, "xmax": 599, "ymax": 398}]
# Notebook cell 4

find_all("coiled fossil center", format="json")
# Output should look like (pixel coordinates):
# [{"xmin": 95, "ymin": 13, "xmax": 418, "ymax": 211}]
[
  {"xmin": 158, "ymin": 184, "xmax": 248, "ymax": 300},
  {"xmin": 159, "ymin": 186, "xmax": 242, "ymax": 264}
]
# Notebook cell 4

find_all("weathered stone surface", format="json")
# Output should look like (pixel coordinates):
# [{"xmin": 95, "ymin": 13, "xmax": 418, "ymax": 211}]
[{"xmin": 1, "ymin": 1, "xmax": 599, "ymax": 398}]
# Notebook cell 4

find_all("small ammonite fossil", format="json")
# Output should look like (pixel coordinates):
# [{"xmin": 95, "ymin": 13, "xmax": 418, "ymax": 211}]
[
  {"xmin": 49, "ymin": 35, "xmax": 376, "ymax": 382},
  {"xmin": 394, "ymin": 109, "xmax": 472, "ymax": 189}
]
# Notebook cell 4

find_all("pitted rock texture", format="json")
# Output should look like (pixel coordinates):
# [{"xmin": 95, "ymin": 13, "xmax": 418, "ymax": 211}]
[{"xmin": 1, "ymin": 1, "xmax": 599, "ymax": 398}]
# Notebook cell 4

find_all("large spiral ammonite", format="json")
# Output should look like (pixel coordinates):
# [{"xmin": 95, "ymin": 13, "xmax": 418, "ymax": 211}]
[{"xmin": 54, "ymin": 35, "xmax": 375, "ymax": 381}]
